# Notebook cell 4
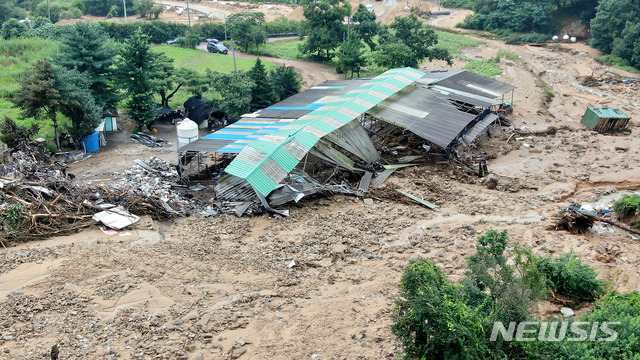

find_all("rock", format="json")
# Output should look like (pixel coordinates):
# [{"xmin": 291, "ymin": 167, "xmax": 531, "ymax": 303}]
[
  {"xmin": 560, "ymin": 307, "xmax": 574, "ymax": 317},
  {"xmin": 287, "ymin": 260, "xmax": 297, "ymax": 268},
  {"xmin": 363, "ymin": 198, "xmax": 374, "ymax": 205},
  {"xmin": 484, "ymin": 174, "xmax": 498, "ymax": 190},
  {"xmin": 62, "ymin": 283, "xmax": 79, "ymax": 293},
  {"xmin": 311, "ymin": 354, "xmax": 321, "ymax": 360},
  {"xmin": 235, "ymin": 337, "xmax": 250, "ymax": 346}
]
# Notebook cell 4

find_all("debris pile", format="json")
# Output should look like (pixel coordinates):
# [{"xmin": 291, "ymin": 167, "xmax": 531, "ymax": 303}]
[
  {"xmin": 113, "ymin": 157, "xmax": 209, "ymax": 215},
  {"xmin": 130, "ymin": 133, "xmax": 168, "ymax": 147},
  {"xmin": 0, "ymin": 145, "xmax": 184, "ymax": 243}
]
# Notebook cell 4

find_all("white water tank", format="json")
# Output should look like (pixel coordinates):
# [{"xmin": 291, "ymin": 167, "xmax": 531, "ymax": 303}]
[{"xmin": 176, "ymin": 118, "xmax": 199, "ymax": 148}]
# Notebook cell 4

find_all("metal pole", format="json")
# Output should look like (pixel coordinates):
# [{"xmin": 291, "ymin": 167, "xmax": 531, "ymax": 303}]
[
  {"xmin": 123, "ymin": 0, "xmax": 127, "ymax": 23},
  {"xmin": 224, "ymin": 17, "xmax": 227, "ymax": 41},
  {"xmin": 47, "ymin": 0, "xmax": 50, "ymax": 21},
  {"xmin": 231, "ymin": 38, "xmax": 237, "ymax": 71},
  {"xmin": 186, "ymin": 0, "xmax": 191, "ymax": 26},
  {"xmin": 438, "ymin": 0, "xmax": 441, "ymax": 11}
]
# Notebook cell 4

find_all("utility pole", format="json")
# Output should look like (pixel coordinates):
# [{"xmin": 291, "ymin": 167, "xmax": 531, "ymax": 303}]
[
  {"xmin": 231, "ymin": 38, "xmax": 237, "ymax": 71},
  {"xmin": 123, "ymin": 0, "xmax": 127, "ymax": 23},
  {"xmin": 47, "ymin": 0, "xmax": 50, "ymax": 21},
  {"xmin": 186, "ymin": 0, "xmax": 191, "ymax": 26}
]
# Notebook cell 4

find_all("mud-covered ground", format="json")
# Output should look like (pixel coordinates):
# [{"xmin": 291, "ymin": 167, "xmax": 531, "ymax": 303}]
[{"xmin": 2, "ymin": 6, "xmax": 640, "ymax": 360}]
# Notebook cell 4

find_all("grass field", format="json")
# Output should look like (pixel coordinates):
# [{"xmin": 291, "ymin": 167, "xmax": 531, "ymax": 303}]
[
  {"xmin": 0, "ymin": 38, "xmax": 61, "ymax": 142},
  {"xmin": 155, "ymin": 45, "xmax": 275, "ymax": 108},
  {"xmin": 247, "ymin": 39, "xmax": 303, "ymax": 60},
  {"xmin": 156, "ymin": 45, "xmax": 275, "ymax": 73},
  {"xmin": 433, "ymin": 29, "xmax": 484, "ymax": 55}
]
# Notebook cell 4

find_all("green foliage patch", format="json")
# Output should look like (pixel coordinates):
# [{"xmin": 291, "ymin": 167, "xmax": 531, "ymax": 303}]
[{"xmin": 613, "ymin": 195, "xmax": 640, "ymax": 217}]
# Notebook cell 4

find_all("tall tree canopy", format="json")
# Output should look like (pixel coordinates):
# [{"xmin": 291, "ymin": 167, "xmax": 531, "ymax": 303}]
[
  {"xmin": 299, "ymin": 0, "xmax": 351, "ymax": 59},
  {"xmin": 372, "ymin": 14, "xmax": 450, "ymax": 69},
  {"xmin": 248, "ymin": 58, "xmax": 277, "ymax": 112},
  {"xmin": 351, "ymin": 4, "xmax": 379, "ymax": 50},
  {"xmin": 114, "ymin": 29, "xmax": 161, "ymax": 128},
  {"xmin": 338, "ymin": 38, "xmax": 366, "ymax": 78},
  {"xmin": 55, "ymin": 22, "xmax": 119, "ymax": 109},
  {"xmin": 209, "ymin": 71, "xmax": 255, "ymax": 118},
  {"xmin": 227, "ymin": 12, "xmax": 267, "ymax": 53},
  {"xmin": 13, "ymin": 61, "xmax": 101, "ymax": 149},
  {"xmin": 13, "ymin": 61, "xmax": 63, "ymax": 149},
  {"xmin": 269, "ymin": 65, "xmax": 302, "ymax": 101},
  {"xmin": 590, "ymin": 0, "xmax": 640, "ymax": 54}
]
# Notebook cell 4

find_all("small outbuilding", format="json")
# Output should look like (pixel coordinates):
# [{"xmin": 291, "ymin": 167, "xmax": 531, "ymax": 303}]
[{"xmin": 581, "ymin": 107, "xmax": 630, "ymax": 133}]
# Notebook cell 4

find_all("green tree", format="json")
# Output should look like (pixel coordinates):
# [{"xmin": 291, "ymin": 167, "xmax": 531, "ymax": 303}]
[
  {"xmin": 372, "ymin": 42, "xmax": 415, "ymax": 69},
  {"xmin": 35, "ymin": 1, "xmax": 62, "ymax": 23},
  {"xmin": 227, "ymin": 12, "xmax": 267, "ymax": 52},
  {"xmin": 134, "ymin": 0, "xmax": 154, "ymax": 18},
  {"xmin": 153, "ymin": 55, "xmax": 200, "ymax": 108},
  {"xmin": 1, "ymin": 18, "xmax": 28, "ymax": 39},
  {"xmin": 1, "ymin": 1, "xmax": 27, "ymax": 27},
  {"xmin": 269, "ymin": 64, "xmax": 301, "ymax": 101},
  {"xmin": 56, "ymin": 67, "xmax": 102, "ymax": 140},
  {"xmin": 393, "ymin": 260, "xmax": 490, "ymax": 360},
  {"xmin": 351, "ymin": 4, "xmax": 379, "ymax": 50},
  {"xmin": 13, "ymin": 61, "xmax": 63, "ymax": 149},
  {"xmin": 83, "ymin": 0, "xmax": 134, "ymax": 16},
  {"xmin": 338, "ymin": 37, "xmax": 366, "ymax": 78},
  {"xmin": 299, "ymin": 0, "xmax": 351, "ymax": 59},
  {"xmin": 590, "ymin": 0, "xmax": 640, "ymax": 54},
  {"xmin": 114, "ymin": 29, "xmax": 161, "ymax": 128},
  {"xmin": 209, "ymin": 70, "xmax": 254, "ymax": 117},
  {"xmin": 248, "ymin": 58, "xmax": 277, "ymax": 112},
  {"xmin": 55, "ymin": 22, "xmax": 119, "ymax": 109},
  {"xmin": 390, "ymin": 14, "xmax": 452, "ymax": 66}
]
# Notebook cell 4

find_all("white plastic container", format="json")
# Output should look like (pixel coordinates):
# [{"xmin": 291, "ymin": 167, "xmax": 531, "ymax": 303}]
[{"xmin": 176, "ymin": 118, "xmax": 199, "ymax": 148}]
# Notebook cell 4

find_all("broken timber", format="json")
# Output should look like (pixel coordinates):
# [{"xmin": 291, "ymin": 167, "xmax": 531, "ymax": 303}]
[{"xmin": 396, "ymin": 189, "xmax": 440, "ymax": 211}]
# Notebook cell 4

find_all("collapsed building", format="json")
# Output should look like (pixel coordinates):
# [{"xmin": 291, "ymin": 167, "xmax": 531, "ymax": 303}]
[{"xmin": 177, "ymin": 68, "xmax": 516, "ymax": 214}]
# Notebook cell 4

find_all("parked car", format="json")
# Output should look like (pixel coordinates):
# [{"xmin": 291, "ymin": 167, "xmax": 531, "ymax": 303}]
[{"xmin": 207, "ymin": 39, "xmax": 228, "ymax": 54}]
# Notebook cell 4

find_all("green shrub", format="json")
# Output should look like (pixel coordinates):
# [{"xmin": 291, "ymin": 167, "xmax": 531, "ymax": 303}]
[
  {"xmin": 536, "ymin": 252, "xmax": 606, "ymax": 302},
  {"xmin": 4, "ymin": 203, "xmax": 27, "ymax": 231},
  {"xmin": 595, "ymin": 54, "xmax": 638, "ymax": 73},
  {"xmin": 393, "ymin": 259, "xmax": 490, "ymax": 360},
  {"xmin": 524, "ymin": 291, "xmax": 640, "ymax": 359},
  {"xmin": 612, "ymin": 195, "xmax": 640, "ymax": 217}
]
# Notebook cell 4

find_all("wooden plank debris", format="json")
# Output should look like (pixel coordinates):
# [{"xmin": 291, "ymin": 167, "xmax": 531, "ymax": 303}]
[{"xmin": 395, "ymin": 189, "xmax": 440, "ymax": 211}]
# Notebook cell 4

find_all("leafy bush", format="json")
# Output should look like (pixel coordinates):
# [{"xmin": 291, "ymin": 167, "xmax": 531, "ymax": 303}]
[
  {"xmin": 1, "ymin": 18, "xmax": 29, "ymax": 40},
  {"xmin": 4, "ymin": 203, "xmax": 27, "ymax": 231},
  {"xmin": 462, "ymin": 230, "xmax": 546, "ymax": 323},
  {"xmin": 393, "ymin": 260, "xmax": 490, "ymax": 360},
  {"xmin": 536, "ymin": 252, "xmax": 606, "ymax": 302},
  {"xmin": 524, "ymin": 291, "xmax": 640, "ymax": 359},
  {"xmin": 613, "ymin": 195, "xmax": 640, "ymax": 217},
  {"xmin": 0, "ymin": 116, "xmax": 39, "ymax": 148},
  {"xmin": 595, "ymin": 55, "xmax": 638, "ymax": 73}
]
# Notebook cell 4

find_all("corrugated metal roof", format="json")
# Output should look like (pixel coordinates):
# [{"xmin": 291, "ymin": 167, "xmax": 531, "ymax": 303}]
[
  {"xmin": 429, "ymin": 70, "xmax": 516, "ymax": 98},
  {"xmin": 462, "ymin": 113, "xmax": 499, "ymax": 144},
  {"xmin": 368, "ymin": 86, "xmax": 478, "ymax": 148},
  {"xmin": 226, "ymin": 68, "xmax": 425, "ymax": 196},
  {"xmin": 248, "ymin": 79, "xmax": 369, "ymax": 119}
]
